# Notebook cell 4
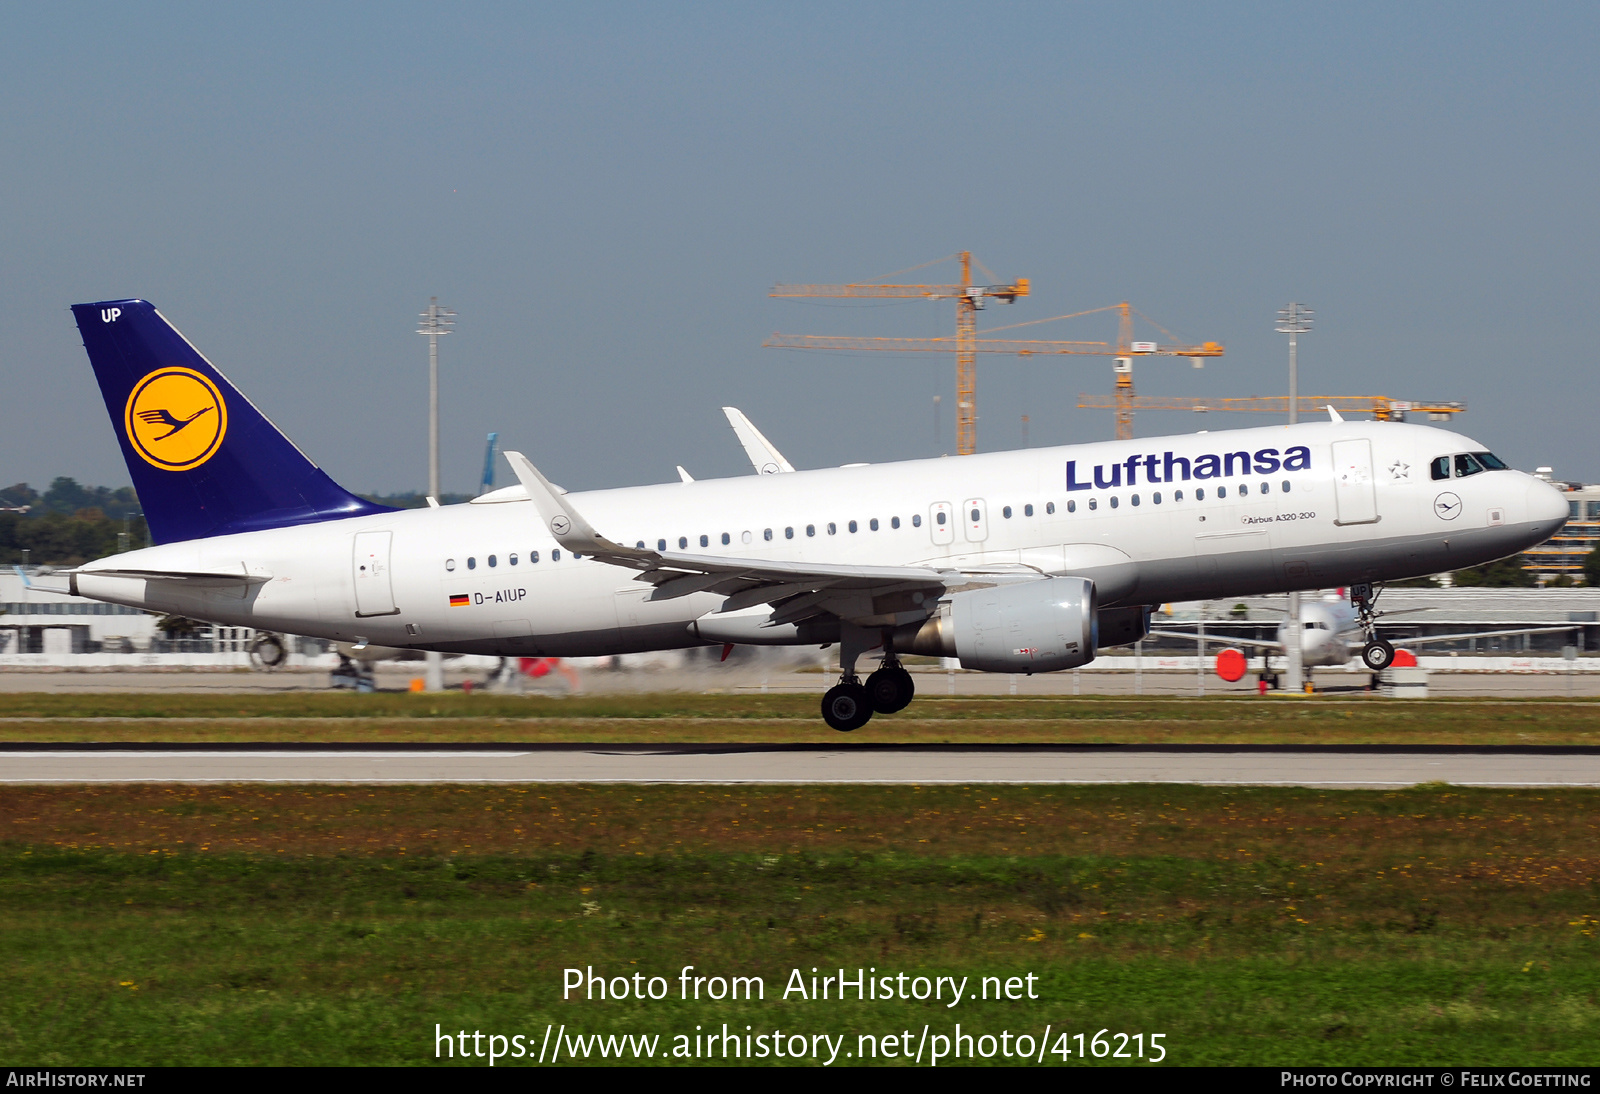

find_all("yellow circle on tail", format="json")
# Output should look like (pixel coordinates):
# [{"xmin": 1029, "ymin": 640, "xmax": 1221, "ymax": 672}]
[{"xmin": 124, "ymin": 367, "xmax": 228, "ymax": 471}]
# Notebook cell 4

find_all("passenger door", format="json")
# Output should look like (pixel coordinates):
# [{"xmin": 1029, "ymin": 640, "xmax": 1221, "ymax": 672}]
[{"xmin": 1331, "ymin": 438, "xmax": 1379, "ymax": 525}]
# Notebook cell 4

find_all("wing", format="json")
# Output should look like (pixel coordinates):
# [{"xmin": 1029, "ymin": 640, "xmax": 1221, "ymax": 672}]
[
  {"xmin": 503, "ymin": 451, "xmax": 959, "ymax": 628},
  {"xmin": 1392, "ymin": 625, "xmax": 1579, "ymax": 648},
  {"xmin": 722, "ymin": 407, "xmax": 795, "ymax": 474},
  {"xmin": 1148, "ymin": 629, "xmax": 1284, "ymax": 652}
]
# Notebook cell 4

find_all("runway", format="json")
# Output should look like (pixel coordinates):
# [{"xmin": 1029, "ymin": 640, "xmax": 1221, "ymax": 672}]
[{"xmin": 3, "ymin": 745, "xmax": 1599, "ymax": 787}]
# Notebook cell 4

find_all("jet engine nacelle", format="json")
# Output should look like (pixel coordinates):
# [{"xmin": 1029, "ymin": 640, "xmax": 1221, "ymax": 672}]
[
  {"xmin": 1095, "ymin": 604, "xmax": 1153, "ymax": 648},
  {"xmin": 907, "ymin": 576, "xmax": 1098, "ymax": 673}
]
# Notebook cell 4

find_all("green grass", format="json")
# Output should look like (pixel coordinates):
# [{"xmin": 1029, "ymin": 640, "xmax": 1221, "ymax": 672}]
[
  {"xmin": 2, "ymin": 783, "xmax": 1597, "ymax": 1066},
  {"xmin": 2, "ymin": 692, "xmax": 1600, "ymax": 744}
]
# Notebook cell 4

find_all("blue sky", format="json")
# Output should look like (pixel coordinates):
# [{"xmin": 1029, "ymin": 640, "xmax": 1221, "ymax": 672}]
[{"xmin": 3, "ymin": 2, "xmax": 1596, "ymax": 493}]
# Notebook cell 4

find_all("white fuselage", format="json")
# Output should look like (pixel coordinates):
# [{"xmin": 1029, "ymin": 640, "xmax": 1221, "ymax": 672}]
[
  {"xmin": 1276, "ymin": 597, "xmax": 1361, "ymax": 668},
  {"xmin": 74, "ymin": 420, "xmax": 1569, "ymax": 660}
]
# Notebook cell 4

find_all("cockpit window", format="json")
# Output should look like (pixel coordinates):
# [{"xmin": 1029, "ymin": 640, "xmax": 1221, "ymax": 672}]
[
  {"xmin": 1475, "ymin": 451, "xmax": 1508, "ymax": 470},
  {"xmin": 1431, "ymin": 456, "xmax": 1451, "ymax": 481},
  {"xmin": 1455, "ymin": 453, "xmax": 1485, "ymax": 478}
]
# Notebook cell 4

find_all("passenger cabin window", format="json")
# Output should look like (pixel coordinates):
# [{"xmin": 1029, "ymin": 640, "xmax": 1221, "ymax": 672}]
[
  {"xmin": 785, "ymin": 527, "xmax": 795, "ymax": 539},
  {"xmin": 1195, "ymin": 488, "xmax": 1205, "ymax": 500},
  {"xmin": 912, "ymin": 514, "xmax": 922, "ymax": 527},
  {"xmin": 827, "ymin": 523, "xmax": 837, "ymax": 535},
  {"xmin": 1217, "ymin": 486, "xmax": 1227, "ymax": 498},
  {"xmin": 1130, "ymin": 494, "xmax": 1140, "ymax": 506},
  {"xmin": 445, "ymin": 559, "xmax": 456, "ymax": 571},
  {"xmin": 551, "ymin": 550, "xmax": 561, "ymax": 561},
  {"xmin": 1024, "ymin": 504, "xmax": 1034, "ymax": 517},
  {"xmin": 1002, "ymin": 506, "xmax": 1013, "ymax": 518},
  {"xmin": 806, "ymin": 525, "xmax": 815, "ymax": 537},
  {"xmin": 869, "ymin": 518, "xmax": 879, "ymax": 531},
  {"xmin": 936, "ymin": 512, "xmax": 946, "ymax": 526},
  {"xmin": 1088, "ymin": 499, "xmax": 1097, "ymax": 510},
  {"xmin": 721, "ymin": 532, "xmax": 731, "ymax": 545},
  {"xmin": 636, "ymin": 541, "xmax": 645, "ymax": 550},
  {"xmin": 488, "ymin": 555, "xmax": 497, "ymax": 567},
  {"xmin": 1281, "ymin": 481, "xmax": 1290, "ymax": 493},
  {"xmin": 658, "ymin": 539, "xmax": 667, "ymax": 551},
  {"xmin": 467, "ymin": 557, "xmax": 476, "ymax": 570},
  {"xmin": 848, "ymin": 520, "xmax": 858, "ymax": 533},
  {"xmin": 1431, "ymin": 456, "xmax": 1451, "ymax": 480},
  {"xmin": 700, "ymin": 535, "xmax": 710, "ymax": 548},
  {"xmin": 763, "ymin": 528, "xmax": 773, "ymax": 541},
  {"xmin": 890, "ymin": 516, "xmax": 900, "ymax": 529},
  {"xmin": 510, "ymin": 553, "xmax": 519, "ymax": 565},
  {"xmin": 679, "ymin": 537, "xmax": 688, "ymax": 550},
  {"xmin": 1455, "ymin": 453, "xmax": 1485, "ymax": 478},
  {"xmin": 1175, "ymin": 490, "xmax": 1184, "ymax": 501},
  {"xmin": 1045, "ymin": 502, "xmax": 1055, "ymax": 514},
  {"xmin": 1110, "ymin": 496, "xmax": 1119, "ymax": 509},
  {"xmin": 530, "ymin": 551, "xmax": 540, "ymax": 563},
  {"xmin": 1153, "ymin": 492, "xmax": 1162, "ymax": 504}
]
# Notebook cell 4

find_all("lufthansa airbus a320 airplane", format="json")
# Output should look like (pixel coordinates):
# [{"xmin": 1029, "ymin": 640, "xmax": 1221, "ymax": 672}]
[{"xmin": 59, "ymin": 300, "xmax": 1568, "ymax": 729}]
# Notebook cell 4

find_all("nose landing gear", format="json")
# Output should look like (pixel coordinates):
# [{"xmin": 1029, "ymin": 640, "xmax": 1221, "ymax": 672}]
[{"xmin": 1350, "ymin": 582, "xmax": 1396, "ymax": 671}]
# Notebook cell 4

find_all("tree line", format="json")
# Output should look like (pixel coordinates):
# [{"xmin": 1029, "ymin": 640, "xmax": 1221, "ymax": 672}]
[{"xmin": 0, "ymin": 480, "xmax": 475, "ymax": 565}]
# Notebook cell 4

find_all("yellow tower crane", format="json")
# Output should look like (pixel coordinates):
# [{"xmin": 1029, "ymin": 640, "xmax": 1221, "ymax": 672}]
[
  {"xmin": 767, "ymin": 255, "xmax": 1224, "ymax": 451},
  {"xmin": 1075, "ymin": 394, "xmax": 1467, "ymax": 428}
]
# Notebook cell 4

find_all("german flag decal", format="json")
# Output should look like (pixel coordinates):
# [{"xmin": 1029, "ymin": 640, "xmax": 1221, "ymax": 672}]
[{"xmin": 449, "ymin": 594, "xmax": 470, "ymax": 607}]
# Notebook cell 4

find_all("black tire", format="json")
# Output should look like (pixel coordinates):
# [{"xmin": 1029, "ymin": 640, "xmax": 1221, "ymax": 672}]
[
  {"xmin": 249, "ymin": 633, "xmax": 287, "ymax": 670},
  {"xmin": 1361, "ymin": 640, "xmax": 1396, "ymax": 672},
  {"xmin": 821, "ymin": 683, "xmax": 874, "ymax": 732},
  {"xmin": 865, "ymin": 666, "xmax": 916, "ymax": 714}
]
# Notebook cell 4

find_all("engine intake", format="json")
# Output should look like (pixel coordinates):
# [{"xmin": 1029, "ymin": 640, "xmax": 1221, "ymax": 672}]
[{"xmin": 906, "ymin": 577, "xmax": 1097, "ymax": 673}]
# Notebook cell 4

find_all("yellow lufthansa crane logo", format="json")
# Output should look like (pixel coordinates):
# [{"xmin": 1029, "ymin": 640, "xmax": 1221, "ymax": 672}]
[{"xmin": 124, "ymin": 367, "xmax": 228, "ymax": 471}]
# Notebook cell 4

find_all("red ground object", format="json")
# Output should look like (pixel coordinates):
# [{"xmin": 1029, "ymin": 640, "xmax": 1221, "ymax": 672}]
[
  {"xmin": 1215, "ymin": 647, "xmax": 1248, "ymax": 682},
  {"xmin": 1392, "ymin": 648, "xmax": 1418, "ymax": 667},
  {"xmin": 518, "ymin": 657, "xmax": 581, "ymax": 689}
]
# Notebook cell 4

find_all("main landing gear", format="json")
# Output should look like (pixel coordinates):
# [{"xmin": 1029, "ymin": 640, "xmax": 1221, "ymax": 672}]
[
  {"xmin": 821, "ymin": 625, "xmax": 917, "ymax": 731},
  {"xmin": 1351, "ymin": 582, "xmax": 1396, "ymax": 671}
]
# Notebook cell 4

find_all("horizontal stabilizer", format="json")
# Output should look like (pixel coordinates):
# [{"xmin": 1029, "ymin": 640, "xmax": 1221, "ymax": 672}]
[{"xmin": 76, "ymin": 566, "xmax": 273, "ymax": 586}]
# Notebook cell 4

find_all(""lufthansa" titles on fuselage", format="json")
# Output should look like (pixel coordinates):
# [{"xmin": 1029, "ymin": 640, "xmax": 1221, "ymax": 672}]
[{"xmin": 1066, "ymin": 445, "xmax": 1312, "ymax": 491}]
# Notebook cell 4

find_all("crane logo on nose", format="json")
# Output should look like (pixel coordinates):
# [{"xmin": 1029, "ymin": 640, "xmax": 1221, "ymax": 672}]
[
  {"xmin": 124, "ymin": 367, "xmax": 228, "ymax": 471},
  {"xmin": 1433, "ymin": 492, "xmax": 1462, "ymax": 520}
]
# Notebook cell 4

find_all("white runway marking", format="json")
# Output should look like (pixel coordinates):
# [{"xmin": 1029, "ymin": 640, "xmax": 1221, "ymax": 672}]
[{"xmin": 2, "ymin": 749, "xmax": 1599, "ymax": 787}]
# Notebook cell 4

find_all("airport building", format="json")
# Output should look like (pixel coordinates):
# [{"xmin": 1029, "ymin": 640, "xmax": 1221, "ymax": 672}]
[{"xmin": 1520, "ymin": 468, "xmax": 1600, "ymax": 581}]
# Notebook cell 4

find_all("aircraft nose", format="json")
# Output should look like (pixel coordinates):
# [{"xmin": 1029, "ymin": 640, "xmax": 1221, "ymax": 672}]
[{"xmin": 1527, "ymin": 477, "xmax": 1570, "ymax": 533}]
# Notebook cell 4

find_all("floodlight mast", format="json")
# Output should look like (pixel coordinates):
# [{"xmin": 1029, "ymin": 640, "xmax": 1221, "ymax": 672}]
[
  {"xmin": 417, "ymin": 298, "xmax": 456, "ymax": 692},
  {"xmin": 1275, "ymin": 303, "xmax": 1314, "ymax": 694},
  {"xmin": 417, "ymin": 298, "xmax": 456, "ymax": 500}
]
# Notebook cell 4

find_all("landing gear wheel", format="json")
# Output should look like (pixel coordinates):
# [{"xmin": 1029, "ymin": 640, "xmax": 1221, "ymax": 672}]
[
  {"xmin": 1361, "ymin": 639, "xmax": 1396, "ymax": 672},
  {"xmin": 821, "ymin": 682, "xmax": 874, "ymax": 732},
  {"xmin": 865, "ymin": 665, "xmax": 915, "ymax": 714},
  {"xmin": 248, "ymin": 632, "xmax": 288, "ymax": 671}
]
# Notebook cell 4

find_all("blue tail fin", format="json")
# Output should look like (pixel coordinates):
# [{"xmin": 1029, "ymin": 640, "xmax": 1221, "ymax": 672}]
[{"xmin": 71, "ymin": 299, "xmax": 394, "ymax": 544}]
